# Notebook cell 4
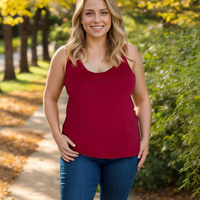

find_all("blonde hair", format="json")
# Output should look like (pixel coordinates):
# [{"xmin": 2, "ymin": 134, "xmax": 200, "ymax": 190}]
[{"xmin": 66, "ymin": 0, "xmax": 131, "ymax": 67}]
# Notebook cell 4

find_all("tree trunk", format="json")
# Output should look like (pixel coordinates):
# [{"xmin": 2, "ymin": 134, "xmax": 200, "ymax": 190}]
[
  {"xmin": 42, "ymin": 7, "xmax": 50, "ymax": 61},
  {"xmin": 20, "ymin": 15, "xmax": 30, "ymax": 73},
  {"xmin": 31, "ymin": 8, "xmax": 42, "ymax": 66},
  {"xmin": 3, "ymin": 24, "xmax": 16, "ymax": 80}
]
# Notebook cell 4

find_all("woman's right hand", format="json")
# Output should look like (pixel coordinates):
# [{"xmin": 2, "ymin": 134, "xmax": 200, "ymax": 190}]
[{"xmin": 53, "ymin": 133, "xmax": 79, "ymax": 162}]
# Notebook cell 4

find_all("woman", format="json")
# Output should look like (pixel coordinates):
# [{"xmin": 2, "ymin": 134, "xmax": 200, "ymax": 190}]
[{"xmin": 43, "ymin": 0, "xmax": 151, "ymax": 199}]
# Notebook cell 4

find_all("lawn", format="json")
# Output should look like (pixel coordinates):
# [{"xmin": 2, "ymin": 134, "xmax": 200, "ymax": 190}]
[{"xmin": 0, "ymin": 60, "xmax": 49, "ymax": 92}]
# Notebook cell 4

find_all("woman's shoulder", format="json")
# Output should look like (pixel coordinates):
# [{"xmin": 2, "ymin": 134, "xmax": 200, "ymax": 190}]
[
  {"xmin": 127, "ymin": 43, "xmax": 141, "ymax": 60},
  {"xmin": 127, "ymin": 42, "xmax": 144, "ymax": 73},
  {"xmin": 50, "ymin": 45, "xmax": 68, "ymax": 71},
  {"xmin": 52, "ymin": 45, "xmax": 68, "ymax": 61}
]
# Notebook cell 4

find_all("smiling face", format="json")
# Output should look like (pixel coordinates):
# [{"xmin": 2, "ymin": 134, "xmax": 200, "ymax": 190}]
[{"xmin": 81, "ymin": 0, "xmax": 112, "ymax": 39}]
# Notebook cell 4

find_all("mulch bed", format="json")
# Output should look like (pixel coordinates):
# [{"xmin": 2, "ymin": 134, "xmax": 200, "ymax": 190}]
[{"xmin": 0, "ymin": 90, "xmax": 45, "ymax": 199}]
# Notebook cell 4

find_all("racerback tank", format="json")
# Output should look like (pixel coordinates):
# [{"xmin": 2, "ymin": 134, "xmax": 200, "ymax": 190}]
[{"xmin": 62, "ymin": 54, "xmax": 140, "ymax": 159}]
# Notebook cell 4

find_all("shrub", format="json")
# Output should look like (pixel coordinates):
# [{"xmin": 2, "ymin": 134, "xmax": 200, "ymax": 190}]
[{"xmin": 132, "ymin": 23, "xmax": 200, "ymax": 197}]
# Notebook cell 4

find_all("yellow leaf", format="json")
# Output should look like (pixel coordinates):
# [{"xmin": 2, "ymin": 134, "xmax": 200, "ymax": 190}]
[
  {"xmin": 18, "ymin": 17, "xmax": 24, "ymax": 23},
  {"xmin": 166, "ymin": 15, "xmax": 171, "ymax": 22},
  {"xmin": 5, "ymin": 159, "xmax": 12, "ymax": 163},
  {"xmin": 117, "ymin": 2, "xmax": 122, "ymax": 7},
  {"xmin": 157, "ymin": 12, "xmax": 162, "ymax": 17},
  {"xmin": 147, "ymin": 1, "xmax": 151, "ymax": 5},
  {"xmin": 4, "ymin": 117, "xmax": 8, "ymax": 121},
  {"xmin": 147, "ymin": 3, "xmax": 154, "ymax": 10},
  {"xmin": 50, "ymin": 7, "xmax": 54, "ymax": 12},
  {"xmin": 41, "ymin": 9, "xmax": 46, "ymax": 16},
  {"xmin": 39, "ymin": 4, "xmax": 44, "ymax": 9},
  {"xmin": 194, "ymin": 95, "xmax": 200, "ymax": 100},
  {"xmin": 156, "ymin": 2, "xmax": 161, "ymax": 9},
  {"xmin": 175, "ymin": 6, "xmax": 181, "ymax": 11},
  {"xmin": 138, "ymin": 1, "xmax": 146, "ymax": 8},
  {"xmin": 123, "ymin": 1, "xmax": 132, "ymax": 6},
  {"xmin": 183, "ymin": 3, "xmax": 190, "ymax": 7},
  {"xmin": 171, "ymin": 2, "xmax": 180, "ymax": 7},
  {"xmin": 27, "ymin": 12, "xmax": 33, "ymax": 18}
]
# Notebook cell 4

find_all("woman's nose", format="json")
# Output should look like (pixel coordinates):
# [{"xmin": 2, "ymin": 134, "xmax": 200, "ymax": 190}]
[{"xmin": 93, "ymin": 14, "xmax": 101, "ymax": 23}]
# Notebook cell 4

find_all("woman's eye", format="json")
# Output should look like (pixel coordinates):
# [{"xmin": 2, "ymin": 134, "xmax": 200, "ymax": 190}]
[
  {"xmin": 86, "ymin": 12, "xmax": 93, "ymax": 16},
  {"xmin": 101, "ymin": 12, "xmax": 108, "ymax": 15}
]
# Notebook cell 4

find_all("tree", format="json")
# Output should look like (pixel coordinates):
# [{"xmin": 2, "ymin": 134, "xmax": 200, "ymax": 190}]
[
  {"xmin": 20, "ymin": 15, "xmax": 30, "ymax": 73},
  {"xmin": 42, "ymin": 7, "xmax": 51, "ymax": 61},
  {"xmin": 0, "ymin": 0, "xmax": 77, "ymax": 80},
  {"xmin": 31, "ymin": 7, "xmax": 42, "ymax": 66},
  {"xmin": 31, "ymin": 0, "xmax": 76, "ymax": 64},
  {"xmin": 2, "ymin": 24, "xmax": 15, "ymax": 80},
  {"xmin": 0, "ymin": 0, "xmax": 32, "ymax": 80},
  {"xmin": 134, "ymin": 0, "xmax": 200, "ymax": 27}
]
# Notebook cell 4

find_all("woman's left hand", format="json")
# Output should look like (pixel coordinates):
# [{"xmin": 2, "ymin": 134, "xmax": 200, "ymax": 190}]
[{"xmin": 137, "ymin": 139, "xmax": 149, "ymax": 171}]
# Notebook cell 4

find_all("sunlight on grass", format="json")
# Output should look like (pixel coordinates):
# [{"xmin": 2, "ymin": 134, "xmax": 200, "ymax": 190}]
[
  {"xmin": 0, "ymin": 40, "xmax": 4, "ymax": 54},
  {"xmin": 96, "ymin": 184, "xmax": 100, "ymax": 193},
  {"xmin": 0, "ymin": 61, "xmax": 49, "ymax": 92}
]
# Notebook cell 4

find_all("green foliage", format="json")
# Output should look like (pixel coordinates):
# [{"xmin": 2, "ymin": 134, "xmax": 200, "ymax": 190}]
[
  {"xmin": 49, "ymin": 21, "xmax": 71, "ymax": 46},
  {"xmin": 131, "ymin": 23, "xmax": 200, "ymax": 197},
  {"xmin": 122, "ymin": 15, "xmax": 137, "ymax": 34},
  {"xmin": 134, "ymin": 135, "xmax": 185, "ymax": 189}
]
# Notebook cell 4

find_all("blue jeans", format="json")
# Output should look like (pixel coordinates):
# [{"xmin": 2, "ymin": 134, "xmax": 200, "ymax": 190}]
[{"xmin": 60, "ymin": 154, "xmax": 138, "ymax": 200}]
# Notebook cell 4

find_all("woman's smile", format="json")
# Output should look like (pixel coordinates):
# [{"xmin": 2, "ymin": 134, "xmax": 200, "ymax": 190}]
[{"xmin": 90, "ymin": 25, "xmax": 104, "ymax": 31}]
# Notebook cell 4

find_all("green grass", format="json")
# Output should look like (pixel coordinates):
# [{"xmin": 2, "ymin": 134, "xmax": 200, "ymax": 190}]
[
  {"xmin": 96, "ymin": 184, "xmax": 100, "ymax": 193},
  {"xmin": 0, "ymin": 60, "xmax": 49, "ymax": 92},
  {"xmin": 0, "ymin": 40, "xmax": 4, "ymax": 54}
]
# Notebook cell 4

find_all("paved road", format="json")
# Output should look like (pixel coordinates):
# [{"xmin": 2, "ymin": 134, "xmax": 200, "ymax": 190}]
[{"xmin": 4, "ymin": 89, "xmax": 138, "ymax": 200}]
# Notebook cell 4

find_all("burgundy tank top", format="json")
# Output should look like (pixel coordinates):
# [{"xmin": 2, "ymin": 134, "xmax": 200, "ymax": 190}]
[{"xmin": 62, "ymin": 54, "xmax": 140, "ymax": 159}]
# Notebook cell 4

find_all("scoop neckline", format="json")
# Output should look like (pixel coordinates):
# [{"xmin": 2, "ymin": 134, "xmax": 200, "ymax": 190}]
[{"xmin": 80, "ymin": 61, "xmax": 116, "ymax": 74}]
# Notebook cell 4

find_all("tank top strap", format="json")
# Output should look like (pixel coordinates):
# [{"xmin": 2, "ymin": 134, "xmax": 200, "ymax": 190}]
[
  {"xmin": 121, "ymin": 53, "xmax": 129, "ymax": 64},
  {"xmin": 67, "ymin": 57, "xmax": 75, "ymax": 67}
]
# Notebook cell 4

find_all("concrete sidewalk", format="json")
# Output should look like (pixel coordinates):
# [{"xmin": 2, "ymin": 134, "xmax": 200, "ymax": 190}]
[{"xmin": 4, "ymin": 89, "xmax": 138, "ymax": 200}]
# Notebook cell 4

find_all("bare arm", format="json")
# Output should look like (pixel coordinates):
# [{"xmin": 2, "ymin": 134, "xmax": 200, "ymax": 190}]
[
  {"xmin": 43, "ymin": 46, "xmax": 79, "ymax": 162},
  {"xmin": 128, "ymin": 43, "xmax": 152, "ymax": 171}
]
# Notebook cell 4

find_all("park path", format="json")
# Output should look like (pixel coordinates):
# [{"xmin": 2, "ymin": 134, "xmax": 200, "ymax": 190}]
[{"xmin": 4, "ymin": 88, "xmax": 138, "ymax": 200}]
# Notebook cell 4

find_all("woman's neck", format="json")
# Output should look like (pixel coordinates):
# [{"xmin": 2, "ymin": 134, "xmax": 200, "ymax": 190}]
[{"xmin": 85, "ymin": 35, "xmax": 107, "ymax": 53}]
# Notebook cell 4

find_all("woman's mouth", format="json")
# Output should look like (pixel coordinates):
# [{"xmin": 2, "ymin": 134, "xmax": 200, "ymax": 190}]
[{"xmin": 91, "ymin": 26, "xmax": 104, "ymax": 31}]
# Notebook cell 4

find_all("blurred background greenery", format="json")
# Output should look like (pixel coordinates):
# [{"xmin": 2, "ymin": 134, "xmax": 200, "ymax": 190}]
[{"xmin": 0, "ymin": 0, "xmax": 200, "ymax": 198}]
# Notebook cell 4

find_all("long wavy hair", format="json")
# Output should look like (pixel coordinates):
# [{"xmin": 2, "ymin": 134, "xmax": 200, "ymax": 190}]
[{"xmin": 66, "ymin": 0, "xmax": 133, "ymax": 67}]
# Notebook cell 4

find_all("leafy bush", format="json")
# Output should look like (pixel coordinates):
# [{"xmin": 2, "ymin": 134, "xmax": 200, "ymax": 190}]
[
  {"xmin": 131, "ymin": 24, "xmax": 200, "ymax": 197},
  {"xmin": 49, "ymin": 21, "xmax": 71, "ymax": 47}
]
